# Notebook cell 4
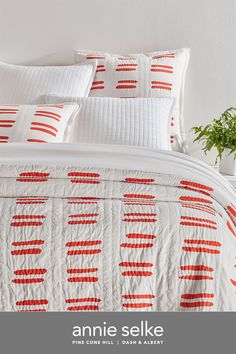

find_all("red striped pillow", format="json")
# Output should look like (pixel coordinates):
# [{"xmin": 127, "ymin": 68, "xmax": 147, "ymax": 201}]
[
  {"xmin": 74, "ymin": 48, "xmax": 190, "ymax": 152},
  {"xmin": 0, "ymin": 103, "xmax": 80, "ymax": 143}
]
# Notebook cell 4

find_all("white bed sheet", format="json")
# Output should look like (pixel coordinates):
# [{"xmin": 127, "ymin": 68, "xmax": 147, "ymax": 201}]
[{"xmin": 0, "ymin": 143, "xmax": 234, "ymax": 201}]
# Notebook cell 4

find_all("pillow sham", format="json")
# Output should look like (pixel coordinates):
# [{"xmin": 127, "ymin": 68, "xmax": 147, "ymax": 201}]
[
  {"xmin": 45, "ymin": 95, "xmax": 174, "ymax": 151},
  {"xmin": 0, "ymin": 103, "xmax": 80, "ymax": 143},
  {"xmin": 0, "ymin": 61, "xmax": 97, "ymax": 104},
  {"xmin": 74, "ymin": 48, "xmax": 189, "ymax": 152}
]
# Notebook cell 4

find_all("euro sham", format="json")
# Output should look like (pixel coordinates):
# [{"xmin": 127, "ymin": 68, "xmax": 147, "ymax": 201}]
[
  {"xmin": 0, "ymin": 61, "xmax": 97, "ymax": 104},
  {"xmin": 74, "ymin": 48, "xmax": 190, "ymax": 152}
]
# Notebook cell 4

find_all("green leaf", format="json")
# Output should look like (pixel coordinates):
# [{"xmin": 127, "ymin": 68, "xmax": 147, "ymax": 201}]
[{"xmin": 192, "ymin": 107, "xmax": 236, "ymax": 162}]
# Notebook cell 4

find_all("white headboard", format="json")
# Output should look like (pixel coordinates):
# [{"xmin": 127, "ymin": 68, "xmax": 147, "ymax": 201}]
[{"xmin": 0, "ymin": 0, "xmax": 235, "ymax": 163}]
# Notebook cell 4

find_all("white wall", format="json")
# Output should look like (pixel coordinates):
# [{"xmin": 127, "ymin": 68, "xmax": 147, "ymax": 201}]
[{"xmin": 0, "ymin": 0, "xmax": 235, "ymax": 163}]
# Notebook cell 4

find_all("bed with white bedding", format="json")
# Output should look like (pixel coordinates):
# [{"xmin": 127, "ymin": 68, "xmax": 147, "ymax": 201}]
[
  {"xmin": 0, "ymin": 46, "xmax": 235, "ymax": 312},
  {"xmin": 0, "ymin": 143, "xmax": 235, "ymax": 312}
]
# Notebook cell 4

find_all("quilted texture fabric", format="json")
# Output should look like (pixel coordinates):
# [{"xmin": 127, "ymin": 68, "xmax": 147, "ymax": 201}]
[
  {"xmin": 0, "ymin": 103, "xmax": 80, "ymax": 143},
  {"xmin": 0, "ymin": 61, "xmax": 97, "ymax": 104},
  {"xmin": 74, "ymin": 49, "xmax": 189, "ymax": 151},
  {"xmin": 0, "ymin": 163, "xmax": 235, "ymax": 312},
  {"xmin": 45, "ymin": 96, "xmax": 174, "ymax": 150}
]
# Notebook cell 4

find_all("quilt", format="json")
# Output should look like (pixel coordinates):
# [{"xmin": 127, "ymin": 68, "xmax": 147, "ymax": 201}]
[{"xmin": 0, "ymin": 144, "xmax": 235, "ymax": 312}]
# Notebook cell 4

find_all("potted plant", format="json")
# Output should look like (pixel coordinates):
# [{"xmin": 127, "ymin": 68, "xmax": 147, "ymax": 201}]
[{"xmin": 192, "ymin": 107, "xmax": 236, "ymax": 175}]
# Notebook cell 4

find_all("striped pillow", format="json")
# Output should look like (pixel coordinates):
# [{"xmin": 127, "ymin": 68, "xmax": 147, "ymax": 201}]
[
  {"xmin": 0, "ymin": 103, "xmax": 80, "ymax": 143},
  {"xmin": 0, "ymin": 61, "xmax": 97, "ymax": 104},
  {"xmin": 74, "ymin": 49, "xmax": 189, "ymax": 152},
  {"xmin": 45, "ymin": 96, "xmax": 174, "ymax": 151}
]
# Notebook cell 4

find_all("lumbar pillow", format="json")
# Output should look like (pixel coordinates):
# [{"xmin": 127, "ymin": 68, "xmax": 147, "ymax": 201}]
[
  {"xmin": 45, "ymin": 95, "xmax": 174, "ymax": 151},
  {"xmin": 0, "ymin": 103, "xmax": 80, "ymax": 143},
  {"xmin": 74, "ymin": 48, "xmax": 189, "ymax": 152},
  {"xmin": 0, "ymin": 61, "xmax": 97, "ymax": 104}
]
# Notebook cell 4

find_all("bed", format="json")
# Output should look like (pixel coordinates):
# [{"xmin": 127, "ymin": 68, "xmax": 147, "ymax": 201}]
[
  {"xmin": 0, "ymin": 44, "xmax": 235, "ymax": 312},
  {"xmin": 0, "ymin": 143, "xmax": 235, "ymax": 312}
]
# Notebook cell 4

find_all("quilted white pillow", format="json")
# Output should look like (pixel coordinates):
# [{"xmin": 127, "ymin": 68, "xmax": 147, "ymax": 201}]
[
  {"xmin": 74, "ymin": 49, "xmax": 189, "ymax": 152},
  {"xmin": 0, "ymin": 103, "xmax": 80, "ymax": 143},
  {"xmin": 45, "ymin": 96, "xmax": 174, "ymax": 151},
  {"xmin": 0, "ymin": 61, "xmax": 97, "ymax": 104}
]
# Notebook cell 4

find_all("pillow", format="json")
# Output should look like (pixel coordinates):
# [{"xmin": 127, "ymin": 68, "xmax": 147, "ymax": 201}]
[
  {"xmin": 0, "ymin": 61, "xmax": 97, "ymax": 104},
  {"xmin": 45, "ymin": 95, "xmax": 174, "ymax": 151},
  {"xmin": 0, "ymin": 103, "xmax": 80, "ymax": 143},
  {"xmin": 74, "ymin": 49, "xmax": 189, "ymax": 152}
]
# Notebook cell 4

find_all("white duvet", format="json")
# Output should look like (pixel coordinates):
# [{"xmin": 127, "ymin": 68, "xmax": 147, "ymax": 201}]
[{"xmin": 0, "ymin": 143, "xmax": 235, "ymax": 311}]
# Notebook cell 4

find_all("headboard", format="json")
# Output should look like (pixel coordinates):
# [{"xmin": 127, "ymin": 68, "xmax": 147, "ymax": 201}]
[{"xmin": 0, "ymin": 0, "xmax": 235, "ymax": 163}]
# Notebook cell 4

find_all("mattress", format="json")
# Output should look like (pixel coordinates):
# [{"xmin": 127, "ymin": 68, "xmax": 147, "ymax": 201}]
[{"xmin": 0, "ymin": 143, "xmax": 235, "ymax": 311}]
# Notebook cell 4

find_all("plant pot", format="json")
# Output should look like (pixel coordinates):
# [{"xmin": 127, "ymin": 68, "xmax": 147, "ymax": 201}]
[{"xmin": 219, "ymin": 149, "xmax": 236, "ymax": 176}]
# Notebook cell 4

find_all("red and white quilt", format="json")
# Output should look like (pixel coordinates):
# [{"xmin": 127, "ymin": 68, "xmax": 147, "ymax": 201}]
[{"xmin": 0, "ymin": 143, "xmax": 235, "ymax": 312}]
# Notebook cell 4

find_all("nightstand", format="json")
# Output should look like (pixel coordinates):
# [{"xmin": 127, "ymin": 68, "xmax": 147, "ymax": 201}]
[
  {"xmin": 221, "ymin": 173, "xmax": 236, "ymax": 189},
  {"xmin": 211, "ymin": 166, "xmax": 236, "ymax": 189}
]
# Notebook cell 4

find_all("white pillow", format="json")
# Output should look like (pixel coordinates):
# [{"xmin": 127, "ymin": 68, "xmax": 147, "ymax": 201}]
[
  {"xmin": 45, "ymin": 96, "xmax": 174, "ymax": 151},
  {"xmin": 0, "ymin": 61, "xmax": 97, "ymax": 104},
  {"xmin": 0, "ymin": 103, "xmax": 80, "ymax": 143},
  {"xmin": 74, "ymin": 49, "xmax": 189, "ymax": 152}
]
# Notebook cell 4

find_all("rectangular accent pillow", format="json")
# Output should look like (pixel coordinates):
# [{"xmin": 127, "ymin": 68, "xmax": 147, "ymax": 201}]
[
  {"xmin": 0, "ymin": 103, "xmax": 80, "ymax": 143},
  {"xmin": 0, "ymin": 61, "xmax": 97, "ymax": 104},
  {"xmin": 45, "ymin": 95, "xmax": 174, "ymax": 151},
  {"xmin": 74, "ymin": 49, "xmax": 189, "ymax": 152}
]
